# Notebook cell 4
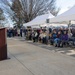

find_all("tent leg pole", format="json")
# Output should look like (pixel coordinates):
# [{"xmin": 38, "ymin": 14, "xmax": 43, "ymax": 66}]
[{"xmin": 68, "ymin": 20, "xmax": 71, "ymax": 28}]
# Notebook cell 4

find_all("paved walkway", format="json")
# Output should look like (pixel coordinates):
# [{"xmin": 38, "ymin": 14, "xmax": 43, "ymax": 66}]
[{"xmin": 0, "ymin": 38, "xmax": 75, "ymax": 75}]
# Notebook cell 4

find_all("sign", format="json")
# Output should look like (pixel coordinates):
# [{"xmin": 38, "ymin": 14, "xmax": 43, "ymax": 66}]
[{"xmin": 46, "ymin": 19, "xmax": 49, "ymax": 23}]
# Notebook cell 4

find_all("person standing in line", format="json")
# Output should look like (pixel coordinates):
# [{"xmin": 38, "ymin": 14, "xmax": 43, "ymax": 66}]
[
  {"xmin": 20, "ymin": 28, "xmax": 23, "ymax": 37},
  {"xmin": 23, "ymin": 27, "xmax": 26, "ymax": 37},
  {"xmin": 17, "ymin": 28, "xmax": 20, "ymax": 36}
]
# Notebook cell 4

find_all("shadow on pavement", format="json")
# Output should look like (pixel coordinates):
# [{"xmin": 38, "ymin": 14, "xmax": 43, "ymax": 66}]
[{"xmin": 26, "ymin": 41, "xmax": 75, "ymax": 58}]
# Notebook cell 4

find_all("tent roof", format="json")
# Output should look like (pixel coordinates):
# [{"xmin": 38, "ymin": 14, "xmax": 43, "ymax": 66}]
[
  {"xmin": 23, "ymin": 13, "xmax": 54, "ymax": 27},
  {"xmin": 50, "ymin": 5, "xmax": 75, "ymax": 23}
]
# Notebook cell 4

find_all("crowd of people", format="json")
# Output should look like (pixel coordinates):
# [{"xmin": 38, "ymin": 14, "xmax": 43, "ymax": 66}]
[
  {"xmin": 7, "ymin": 27, "xmax": 26, "ymax": 37},
  {"xmin": 7, "ymin": 26, "xmax": 75, "ymax": 48},
  {"xmin": 26, "ymin": 27, "xmax": 75, "ymax": 47}
]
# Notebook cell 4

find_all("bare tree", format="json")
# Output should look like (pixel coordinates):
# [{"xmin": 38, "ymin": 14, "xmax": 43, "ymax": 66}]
[
  {"xmin": 0, "ymin": 8, "xmax": 4, "ymax": 20},
  {"xmin": 0, "ymin": 8, "xmax": 5, "ymax": 27},
  {"xmin": 0, "ymin": 0, "xmax": 59, "ymax": 27}
]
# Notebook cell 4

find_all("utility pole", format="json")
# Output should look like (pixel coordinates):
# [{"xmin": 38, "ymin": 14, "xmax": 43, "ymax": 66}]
[{"xmin": 68, "ymin": 20, "xmax": 71, "ymax": 28}]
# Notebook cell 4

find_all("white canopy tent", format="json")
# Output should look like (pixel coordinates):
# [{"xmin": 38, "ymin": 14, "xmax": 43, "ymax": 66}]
[
  {"xmin": 50, "ymin": 5, "xmax": 75, "ymax": 24},
  {"xmin": 23, "ymin": 13, "xmax": 54, "ymax": 27}
]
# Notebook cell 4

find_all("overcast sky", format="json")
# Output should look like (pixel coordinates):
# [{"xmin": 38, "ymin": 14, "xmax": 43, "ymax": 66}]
[{"xmin": 56, "ymin": 0, "xmax": 75, "ymax": 14}]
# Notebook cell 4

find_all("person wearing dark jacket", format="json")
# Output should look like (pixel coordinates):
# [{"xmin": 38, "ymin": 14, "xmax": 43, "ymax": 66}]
[
  {"xmin": 50, "ymin": 30, "xmax": 57, "ymax": 45},
  {"xmin": 61, "ymin": 31, "xmax": 69, "ymax": 46},
  {"xmin": 62, "ymin": 31, "xmax": 68, "ymax": 41},
  {"xmin": 49, "ymin": 28, "xmax": 52, "ymax": 34},
  {"xmin": 20, "ymin": 28, "xmax": 23, "ymax": 37},
  {"xmin": 54, "ymin": 31, "xmax": 62, "ymax": 47}
]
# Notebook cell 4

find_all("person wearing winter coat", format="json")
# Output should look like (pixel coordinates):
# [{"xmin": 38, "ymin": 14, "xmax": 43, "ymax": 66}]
[
  {"xmin": 54, "ymin": 31, "xmax": 62, "ymax": 47},
  {"xmin": 61, "ymin": 31, "xmax": 69, "ymax": 46}
]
